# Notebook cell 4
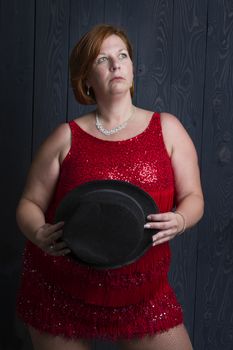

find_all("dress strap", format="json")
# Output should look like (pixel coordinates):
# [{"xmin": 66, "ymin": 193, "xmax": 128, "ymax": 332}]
[{"xmin": 68, "ymin": 120, "xmax": 78, "ymax": 134}]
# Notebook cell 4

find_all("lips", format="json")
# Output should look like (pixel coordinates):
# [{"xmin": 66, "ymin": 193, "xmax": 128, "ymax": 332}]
[{"xmin": 110, "ymin": 77, "xmax": 125, "ymax": 82}]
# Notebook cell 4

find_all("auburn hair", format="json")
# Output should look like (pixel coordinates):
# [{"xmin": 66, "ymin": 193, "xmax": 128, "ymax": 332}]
[{"xmin": 69, "ymin": 24, "xmax": 134, "ymax": 105}]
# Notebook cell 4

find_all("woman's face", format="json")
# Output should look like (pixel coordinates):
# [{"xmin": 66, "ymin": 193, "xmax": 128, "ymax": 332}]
[{"xmin": 86, "ymin": 34, "xmax": 133, "ymax": 100}]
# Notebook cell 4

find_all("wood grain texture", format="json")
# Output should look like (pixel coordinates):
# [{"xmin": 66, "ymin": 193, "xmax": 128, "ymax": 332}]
[
  {"xmin": 33, "ymin": 0, "xmax": 70, "ymax": 152},
  {"xmin": 0, "ymin": 1, "xmax": 35, "ymax": 349},
  {"xmin": 194, "ymin": 1, "xmax": 233, "ymax": 349},
  {"xmin": 168, "ymin": 0, "xmax": 208, "ymax": 342},
  {"xmin": 135, "ymin": 0, "xmax": 173, "ymax": 111},
  {"xmin": 68, "ymin": 0, "xmax": 105, "ymax": 120}
]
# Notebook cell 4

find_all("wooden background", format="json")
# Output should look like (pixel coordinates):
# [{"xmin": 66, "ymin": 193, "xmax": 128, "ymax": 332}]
[{"xmin": 1, "ymin": 0, "xmax": 233, "ymax": 349}]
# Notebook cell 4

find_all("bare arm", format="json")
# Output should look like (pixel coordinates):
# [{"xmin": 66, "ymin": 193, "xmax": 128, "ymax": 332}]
[
  {"xmin": 16, "ymin": 123, "xmax": 71, "ymax": 255},
  {"xmin": 145, "ymin": 113, "xmax": 204, "ymax": 245}
]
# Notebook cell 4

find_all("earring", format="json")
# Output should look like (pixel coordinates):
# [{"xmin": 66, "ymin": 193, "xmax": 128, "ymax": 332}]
[{"xmin": 87, "ymin": 86, "xmax": 90, "ymax": 96}]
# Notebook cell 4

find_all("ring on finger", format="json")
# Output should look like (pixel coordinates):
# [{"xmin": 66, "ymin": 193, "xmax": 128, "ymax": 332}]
[{"xmin": 49, "ymin": 243, "xmax": 55, "ymax": 250}]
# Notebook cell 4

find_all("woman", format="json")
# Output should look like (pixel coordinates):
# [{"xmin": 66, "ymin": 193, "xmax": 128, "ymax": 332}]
[{"xmin": 16, "ymin": 24, "xmax": 204, "ymax": 350}]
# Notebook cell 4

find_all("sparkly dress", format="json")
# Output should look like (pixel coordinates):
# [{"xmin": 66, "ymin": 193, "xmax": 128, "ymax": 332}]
[{"xmin": 17, "ymin": 112, "xmax": 183, "ymax": 340}]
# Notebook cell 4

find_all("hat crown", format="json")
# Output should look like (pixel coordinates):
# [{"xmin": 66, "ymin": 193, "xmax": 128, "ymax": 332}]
[{"xmin": 55, "ymin": 180, "xmax": 158, "ymax": 269}]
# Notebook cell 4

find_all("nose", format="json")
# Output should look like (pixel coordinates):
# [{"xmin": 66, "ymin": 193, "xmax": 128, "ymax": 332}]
[{"xmin": 109, "ymin": 57, "xmax": 120, "ymax": 71}]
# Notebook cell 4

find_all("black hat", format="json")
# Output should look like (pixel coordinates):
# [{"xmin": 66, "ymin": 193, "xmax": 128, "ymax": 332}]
[{"xmin": 55, "ymin": 180, "xmax": 158, "ymax": 269}]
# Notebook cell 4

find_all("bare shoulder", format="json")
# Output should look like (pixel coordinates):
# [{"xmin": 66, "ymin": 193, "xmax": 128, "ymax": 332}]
[
  {"xmin": 73, "ymin": 112, "xmax": 94, "ymax": 131},
  {"xmin": 40, "ymin": 122, "xmax": 71, "ymax": 151},
  {"xmin": 160, "ymin": 112, "xmax": 184, "ymax": 129},
  {"xmin": 160, "ymin": 112, "xmax": 197, "ymax": 157},
  {"xmin": 31, "ymin": 122, "xmax": 71, "ymax": 167},
  {"xmin": 160, "ymin": 112, "xmax": 192, "ymax": 141},
  {"xmin": 51, "ymin": 122, "xmax": 70, "ymax": 140}
]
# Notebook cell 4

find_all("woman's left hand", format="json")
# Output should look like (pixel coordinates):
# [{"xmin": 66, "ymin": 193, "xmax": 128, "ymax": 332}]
[{"xmin": 144, "ymin": 211, "xmax": 185, "ymax": 246}]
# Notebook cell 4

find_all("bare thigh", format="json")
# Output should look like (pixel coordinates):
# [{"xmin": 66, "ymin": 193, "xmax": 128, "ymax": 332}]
[
  {"xmin": 118, "ymin": 324, "xmax": 193, "ymax": 350},
  {"xmin": 29, "ymin": 326, "xmax": 91, "ymax": 350}
]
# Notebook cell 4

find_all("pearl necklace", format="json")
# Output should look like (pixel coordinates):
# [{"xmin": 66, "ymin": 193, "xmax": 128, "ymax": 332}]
[{"xmin": 95, "ymin": 107, "xmax": 135, "ymax": 136}]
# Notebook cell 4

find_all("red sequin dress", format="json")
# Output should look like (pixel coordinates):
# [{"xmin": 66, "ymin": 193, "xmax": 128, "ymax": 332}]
[{"xmin": 17, "ymin": 112, "xmax": 183, "ymax": 340}]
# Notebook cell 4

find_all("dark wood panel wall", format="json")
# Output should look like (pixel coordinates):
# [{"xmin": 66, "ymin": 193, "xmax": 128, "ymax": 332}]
[
  {"xmin": 195, "ymin": 1, "xmax": 233, "ymax": 349},
  {"xmin": 1, "ymin": 1, "xmax": 233, "ymax": 349}
]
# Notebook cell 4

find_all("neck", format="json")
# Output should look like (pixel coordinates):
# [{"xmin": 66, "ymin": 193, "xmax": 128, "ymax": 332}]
[{"xmin": 96, "ymin": 93, "xmax": 134, "ymax": 125}]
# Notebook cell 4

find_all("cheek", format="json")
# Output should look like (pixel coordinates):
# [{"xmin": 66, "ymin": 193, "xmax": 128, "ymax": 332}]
[
  {"xmin": 98, "ymin": 69, "xmax": 108, "ymax": 80},
  {"xmin": 126, "ymin": 61, "xmax": 134, "ymax": 77},
  {"xmin": 89, "ymin": 70, "xmax": 106, "ymax": 87},
  {"xmin": 127, "ymin": 65, "xmax": 134, "ymax": 81}
]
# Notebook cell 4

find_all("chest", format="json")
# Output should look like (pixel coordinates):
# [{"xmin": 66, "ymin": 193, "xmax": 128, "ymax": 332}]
[{"xmin": 61, "ymin": 139, "xmax": 174, "ymax": 193}]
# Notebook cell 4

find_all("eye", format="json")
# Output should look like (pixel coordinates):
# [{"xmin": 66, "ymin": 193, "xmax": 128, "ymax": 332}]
[
  {"xmin": 119, "ymin": 52, "xmax": 128, "ymax": 60},
  {"xmin": 96, "ymin": 56, "xmax": 108, "ymax": 64}
]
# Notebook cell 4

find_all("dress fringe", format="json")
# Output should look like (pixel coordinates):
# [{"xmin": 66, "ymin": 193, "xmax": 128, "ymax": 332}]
[{"xmin": 17, "ymin": 276, "xmax": 183, "ymax": 341}]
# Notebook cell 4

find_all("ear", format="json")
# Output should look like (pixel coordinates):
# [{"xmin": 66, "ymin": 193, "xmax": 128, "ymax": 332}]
[
  {"xmin": 85, "ymin": 74, "xmax": 92, "ymax": 88},
  {"xmin": 85, "ymin": 81, "xmax": 91, "ymax": 89}
]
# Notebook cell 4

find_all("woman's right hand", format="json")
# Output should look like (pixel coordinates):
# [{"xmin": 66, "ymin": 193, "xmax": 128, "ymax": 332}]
[{"xmin": 34, "ymin": 221, "xmax": 71, "ymax": 256}]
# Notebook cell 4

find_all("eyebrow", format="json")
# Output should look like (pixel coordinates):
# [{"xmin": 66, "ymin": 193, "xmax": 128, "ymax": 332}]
[{"xmin": 98, "ymin": 48, "xmax": 127, "ymax": 55}]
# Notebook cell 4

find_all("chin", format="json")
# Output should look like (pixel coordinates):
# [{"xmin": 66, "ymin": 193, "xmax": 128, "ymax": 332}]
[{"xmin": 110, "ymin": 86, "xmax": 130, "ymax": 95}]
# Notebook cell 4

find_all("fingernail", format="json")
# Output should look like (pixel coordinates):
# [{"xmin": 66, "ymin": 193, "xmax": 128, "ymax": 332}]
[
  {"xmin": 147, "ymin": 215, "xmax": 151, "ymax": 220},
  {"xmin": 144, "ymin": 223, "xmax": 151, "ymax": 228},
  {"xmin": 64, "ymin": 250, "xmax": 71, "ymax": 255},
  {"xmin": 58, "ymin": 221, "xmax": 64, "ymax": 226}
]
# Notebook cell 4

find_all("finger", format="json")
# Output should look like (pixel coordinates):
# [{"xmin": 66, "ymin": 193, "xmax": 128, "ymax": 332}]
[
  {"xmin": 52, "ymin": 241, "xmax": 69, "ymax": 251},
  {"xmin": 42, "ymin": 231, "xmax": 63, "ymax": 248},
  {"xmin": 152, "ymin": 233, "xmax": 177, "ymax": 246},
  {"xmin": 145, "ymin": 221, "xmax": 176, "ymax": 230},
  {"xmin": 42, "ymin": 221, "xmax": 65, "ymax": 237},
  {"xmin": 49, "ymin": 221, "xmax": 64, "ymax": 233},
  {"xmin": 50, "ymin": 248, "xmax": 71, "ymax": 256},
  {"xmin": 152, "ymin": 229, "xmax": 175, "ymax": 242},
  {"xmin": 147, "ymin": 212, "xmax": 173, "ymax": 221},
  {"xmin": 48, "ymin": 230, "xmax": 63, "ymax": 242},
  {"xmin": 153, "ymin": 236, "xmax": 174, "ymax": 246},
  {"xmin": 46, "ymin": 243, "xmax": 56, "ymax": 253},
  {"xmin": 46, "ymin": 240, "xmax": 70, "ymax": 254},
  {"xmin": 53, "ymin": 221, "xmax": 65, "ymax": 229}
]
